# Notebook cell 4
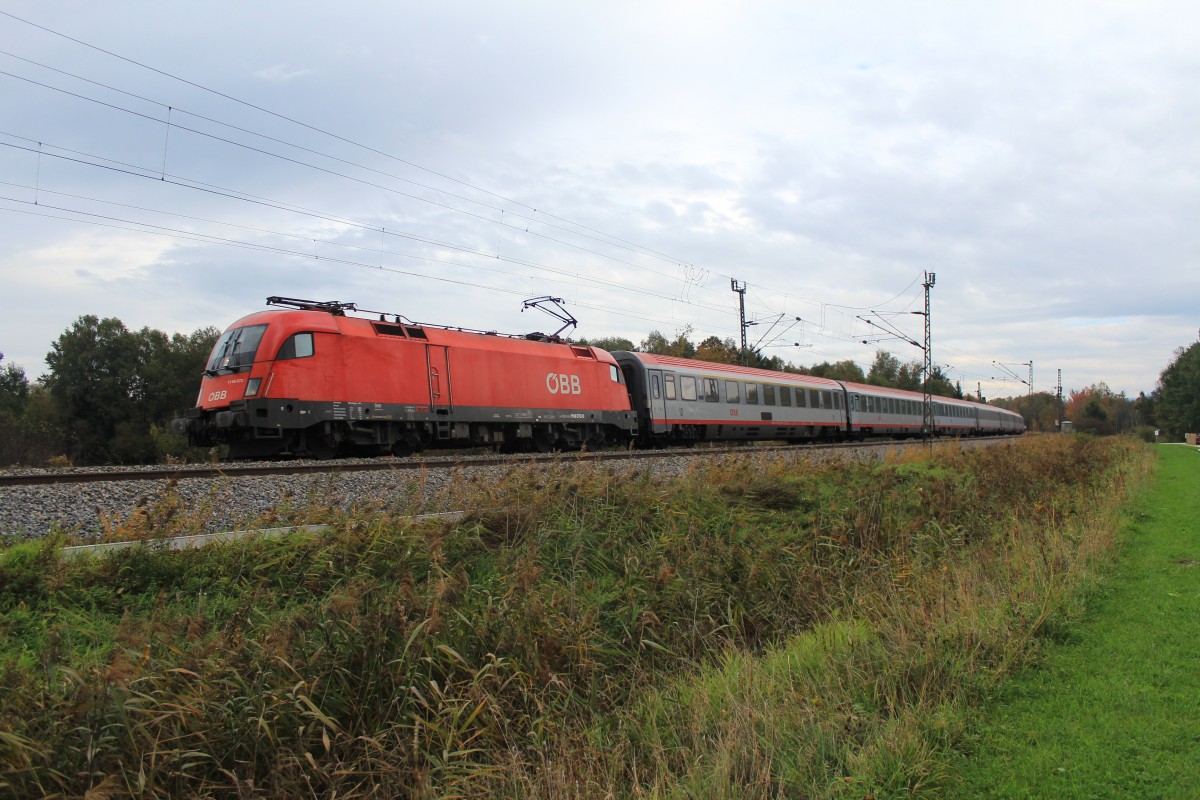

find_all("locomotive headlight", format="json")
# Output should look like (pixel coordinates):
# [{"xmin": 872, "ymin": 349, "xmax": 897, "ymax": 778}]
[{"xmin": 244, "ymin": 377, "xmax": 262, "ymax": 398}]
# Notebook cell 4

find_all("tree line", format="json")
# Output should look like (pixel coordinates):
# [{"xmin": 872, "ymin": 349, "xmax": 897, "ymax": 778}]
[
  {"xmin": 3, "ymin": 319, "xmax": 1198, "ymax": 467},
  {"xmin": 0, "ymin": 317, "xmax": 219, "ymax": 466}
]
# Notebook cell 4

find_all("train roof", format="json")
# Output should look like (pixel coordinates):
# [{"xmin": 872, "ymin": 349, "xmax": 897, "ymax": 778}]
[
  {"xmin": 841, "ymin": 381, "xmax": 972, "ymax": 403},
  {"xmin": 839, "ymin": 381, "xmax": 1023, "ymax": 417},
  {"xmin": 613, "ymin": 351, "xmax": 844, "ymax": 387}
]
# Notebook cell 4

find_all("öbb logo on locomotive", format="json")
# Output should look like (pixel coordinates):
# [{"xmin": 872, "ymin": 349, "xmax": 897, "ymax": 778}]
[{"xmin": 546, "ymin": 372, "xmax": 582, "ymax": 395}]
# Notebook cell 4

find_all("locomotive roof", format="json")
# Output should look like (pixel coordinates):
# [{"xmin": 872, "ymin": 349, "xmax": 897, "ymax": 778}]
[{"xmin": 222, "ymin": 308, "xmax": 620, "ymax": 364}]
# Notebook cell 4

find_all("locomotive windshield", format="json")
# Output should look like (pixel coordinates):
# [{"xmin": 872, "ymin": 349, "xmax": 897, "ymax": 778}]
[{"xmin": 205, "ymin": 324, "xmax": 268, "ymax": 374}]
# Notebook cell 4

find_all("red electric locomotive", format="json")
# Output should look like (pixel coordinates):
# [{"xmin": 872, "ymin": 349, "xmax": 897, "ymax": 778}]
[{"xmin": 176, "ymin": 297, "xmax": 637, "ymax": 458}]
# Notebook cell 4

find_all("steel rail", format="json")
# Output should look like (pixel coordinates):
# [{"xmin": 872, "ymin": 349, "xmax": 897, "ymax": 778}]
[{"xmin": 0, "ymin": 436, "xmax": 1014, "ymax": 488}]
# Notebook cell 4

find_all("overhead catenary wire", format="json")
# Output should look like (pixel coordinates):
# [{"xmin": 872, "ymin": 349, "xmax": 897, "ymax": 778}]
[
  {"xmin": 0, "ymin": 179, "xmax": 735, "ymax": 313},
  {"xmin": 0, "ymin": 198, "xmax": 739, "ymax": 342},
  {"xmin": 0, "ymin": 136, "xmax": 741, "ymax": 319},
  {"xmin": 1, "ymin": 10, "xmax": 988, "ymax": 380},
  {"xmin": 0, "ymin": 11, "xmax": 940, "ymax": 318},
  {"xmin": 0, "ymin": 52, "xmax": 714, "ymax": 277}
]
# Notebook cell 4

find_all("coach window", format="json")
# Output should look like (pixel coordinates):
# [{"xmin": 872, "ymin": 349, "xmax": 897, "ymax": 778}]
[
  {"xmin": 799, "ymin": 388, "xmax": 810, "ymax": 408},
  {"xmin": 762, "ymin": 384, "xmax": 775, "ymax": 405},
  {"xmin": 746, "ymin": 383, "xmax": 759, "ymax": 404},
  {"xmin": 834, "ymin": 393, "xmax": 842, "ymax": 410},
  {"xmin": 780, "ymin": 386, "xmax": 792, "ymax": 406},
  {"xmin": 651, "ymin": 375, "xmax": 662, "ymax": 399},
  {"xmin": 681, "ymin": 376, "xmax": 698, "ymax": 401},
  {"xmin": 726, "ymin": 380, "xmax": 740, "ymax": 403},
  {"xmin": 665, "ymin": 374, "xmax": 677, "ymax": 400},
  {"xmin": 822, "ymin": 391, "xmax": 833, "ymax": 409},
  {"xmin": 276, "ymin": 332, "xmax": 314, "ymax": 360},
  {"xmin": 704, "ymin": 378, "xmax": 719, "ymax": 402}
]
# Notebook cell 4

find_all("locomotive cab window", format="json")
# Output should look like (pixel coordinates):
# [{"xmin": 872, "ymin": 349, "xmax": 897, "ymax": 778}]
[
  {"xmin": 610, "ymin": 364, "xmax": 621, "ymax": 383},
  {"xmin": 206, "ymin": 323, "xmax": 268, "ymax": 374},
  {"xmin": 276, "ymin": 332, "xmax": 314, "ymax": 361}
]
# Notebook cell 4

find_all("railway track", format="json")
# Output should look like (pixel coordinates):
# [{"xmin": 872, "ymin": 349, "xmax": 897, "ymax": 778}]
[{"xmin": 0, "ymin": 436, "xmax": 1000, "ymax": 488}]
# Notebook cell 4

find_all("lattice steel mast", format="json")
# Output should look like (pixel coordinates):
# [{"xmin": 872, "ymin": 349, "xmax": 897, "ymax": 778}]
[{"xmin": 921, "ymin": 271, "xmax": 936, "ymax": 438}]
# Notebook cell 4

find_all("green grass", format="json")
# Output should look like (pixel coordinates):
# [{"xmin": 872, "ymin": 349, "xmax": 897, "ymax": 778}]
[{"xmin": 952, "ymin": 445, "xmax": 1200, "ymax": 798}]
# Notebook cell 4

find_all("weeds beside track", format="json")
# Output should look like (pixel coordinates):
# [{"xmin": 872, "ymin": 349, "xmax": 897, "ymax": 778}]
[{"xmin": 0, "ymin": 435, "xmax": 1147, "ymax": 798}]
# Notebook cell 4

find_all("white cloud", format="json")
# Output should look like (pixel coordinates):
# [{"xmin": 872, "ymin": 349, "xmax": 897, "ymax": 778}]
[{"xmin": 253, "ymin": 63, "xmax": 316, "ymax": 83}]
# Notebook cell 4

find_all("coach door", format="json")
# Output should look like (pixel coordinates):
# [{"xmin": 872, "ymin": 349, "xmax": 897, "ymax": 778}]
[
  {"xmin": 426, "ymin": 345, "xmax": 453, "ymax": 415},
  {"xmin": 646, "ymin": 368, "xmax": 669, "ymax": 433}
]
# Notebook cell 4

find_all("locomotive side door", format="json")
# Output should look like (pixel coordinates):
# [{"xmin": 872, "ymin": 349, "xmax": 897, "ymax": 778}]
[
  {"xmin": 426, "ymin": 345, "xmax": 453, "ymax": 414},
  {"xmin": 646, "ymin": 368, "xmax": 668, "ymax": 434}
]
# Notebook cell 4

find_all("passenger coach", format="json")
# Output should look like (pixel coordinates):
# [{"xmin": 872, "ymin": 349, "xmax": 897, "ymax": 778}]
[{"xmin": 613, "ymin": 351, "xmax": 847, "ymax": 445}]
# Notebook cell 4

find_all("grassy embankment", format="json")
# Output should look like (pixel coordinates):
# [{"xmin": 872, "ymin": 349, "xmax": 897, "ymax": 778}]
[
  {"xmin": 953, "ymin": 444, "xmax": 1200, "ymax": 798},
  {"xmin": 0, "ymin": 436, "xmax": 1148, "ymax": 798}
]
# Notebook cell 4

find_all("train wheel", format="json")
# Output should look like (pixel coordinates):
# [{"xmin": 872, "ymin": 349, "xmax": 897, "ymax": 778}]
[
  {"xmin": 305, "ymin": 427, "xmax": 338, "ymax": 460},
  {"xmin": 391, "ymin": 441, "xmax": 414, "ymax": 458},
  {"xmin": 531, "ymin": 430, "xmax": 554, "ymax": 453}
]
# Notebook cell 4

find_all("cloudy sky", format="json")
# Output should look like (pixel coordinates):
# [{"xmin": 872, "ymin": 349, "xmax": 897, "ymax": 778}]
[{"xmin": 1, "ymin": 0, "xmax": 1197, "ymax": 398}]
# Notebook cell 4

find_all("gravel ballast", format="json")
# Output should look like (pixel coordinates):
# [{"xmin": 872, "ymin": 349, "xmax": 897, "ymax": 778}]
[{"xmin": 0, "ymin": 439, "xmax": 1020, "ymax": 541}]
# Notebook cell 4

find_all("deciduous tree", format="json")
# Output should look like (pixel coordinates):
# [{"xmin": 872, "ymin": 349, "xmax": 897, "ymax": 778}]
[
  {"xmin": 804, "ymin": 360, "xmax": 867, "ymax": 383},
  {"xmin": 1155, "ymin": 342, "xmax": 1200, "ymax": 439},
  {"xmin": 866, "ymin": 351, "xmax": 901, "ymax": 386},
  {"xmin": 43, "ymin": 316, "xmax": 219, "ymax": 464},
  {"xmin": 695, "ymin": 336, "xmax": 739, "ymax": 364}
]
